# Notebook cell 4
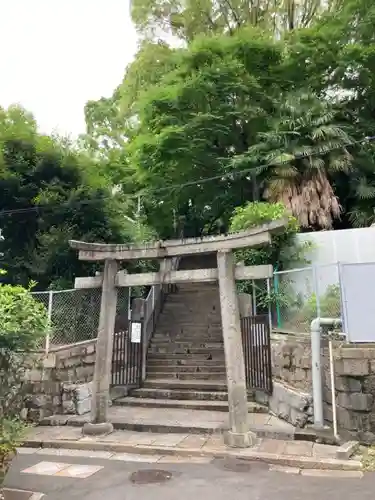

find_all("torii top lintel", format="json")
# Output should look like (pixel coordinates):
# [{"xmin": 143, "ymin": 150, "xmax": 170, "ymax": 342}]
[{"xmin": 69, "ymin": 218, "xmax": 288, "ymax": 262}]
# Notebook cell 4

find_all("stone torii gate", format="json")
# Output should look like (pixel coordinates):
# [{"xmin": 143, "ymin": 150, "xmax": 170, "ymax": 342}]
[{"xmin": 69, "ymin": 219, "xmax": 286, "ymax": 448}]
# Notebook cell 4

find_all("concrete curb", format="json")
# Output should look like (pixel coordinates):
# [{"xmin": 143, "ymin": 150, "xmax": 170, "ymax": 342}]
[
  {"xmin": 21, "ymin": 439, "xmax": 362, "ymax": 471},
  {"xmin": 38, "ymin": 418, "xmax": 305, "ymax": 442},
  {"xmin": 2, "ymin": 489, "xmax": 44, "ymax": 500},
  {"xmin": 336, "ymin": 441, "xmax": 360, "ymax": 460}
]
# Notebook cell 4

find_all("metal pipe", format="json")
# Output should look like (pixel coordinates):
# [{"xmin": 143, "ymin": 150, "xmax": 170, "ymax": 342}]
[
  {"xmin": 127, "ymin": 287, "xmax": 132, "ymax": 320},
  {"xmin": 252, "ymin": 280, "xmax": 257, "ymax": 315},
  {"xmin": 310, "ymin": 317, "xmax": 341, "ymax": 429},
  {"xmin": 329, "ymin": 338, "xmax": 339, "ymax": 439}
]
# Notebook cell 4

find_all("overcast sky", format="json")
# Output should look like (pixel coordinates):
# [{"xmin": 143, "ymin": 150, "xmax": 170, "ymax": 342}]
[{"xmin": 0, "ymin": 0, "xmax": 137, "ymax": 137}]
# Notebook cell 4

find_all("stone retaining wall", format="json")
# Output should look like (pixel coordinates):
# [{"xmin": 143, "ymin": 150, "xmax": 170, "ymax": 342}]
[
  {"xmin": 271, "ymin": 334, "xmax": 375, "ymax": 444},
  {"xmin": 271, "ymin": 334, "xmax": 312, "ymax": 392},
  {"xmin": 268, "ymin": 381, "xmax": 313, "ymax": 427},
  {"xmin": 24, "ymin": 340, "xmax": 96, "ymax": 421},
  {"xmin": 324, "ymin": 346, "xmax": 375, "ymax": 444},
  {"xmin": 266, "ymin": 335, "xmax": 313, "ymax": 427}
]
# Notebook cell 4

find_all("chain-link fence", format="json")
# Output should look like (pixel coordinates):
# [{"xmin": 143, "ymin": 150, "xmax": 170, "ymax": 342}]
[
  {"xmin": 31, "ymin": 287, "xmax": 130, "ymax": 352},
  {"xmin": 272, "ymin": 264, "xmax": 342, "ymax": 334}
]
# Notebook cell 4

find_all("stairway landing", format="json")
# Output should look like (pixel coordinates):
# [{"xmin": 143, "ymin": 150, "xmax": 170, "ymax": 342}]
[{"xmin": 40, "ymin": 405, "xmax": 296, "ymax": 440}]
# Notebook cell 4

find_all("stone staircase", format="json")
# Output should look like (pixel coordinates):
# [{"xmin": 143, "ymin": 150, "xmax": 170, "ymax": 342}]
[
  {"xmin": 146, "ymin": 281, "xmax": 225, "ymax": 379},
  {"xmin": 114, "ymin": 278, "xmax": 264, "ymax": 414}
]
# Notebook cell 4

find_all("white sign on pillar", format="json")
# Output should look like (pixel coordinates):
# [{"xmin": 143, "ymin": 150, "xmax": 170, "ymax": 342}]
[{"xmin": 131, "ymin": 321, "xmax": 142, "ymax": 343}]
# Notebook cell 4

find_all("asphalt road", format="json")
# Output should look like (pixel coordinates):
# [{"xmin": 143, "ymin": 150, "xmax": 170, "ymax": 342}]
[{"xmin": 4, "ymin": 453, "xmax": 375, "ymax": 500}]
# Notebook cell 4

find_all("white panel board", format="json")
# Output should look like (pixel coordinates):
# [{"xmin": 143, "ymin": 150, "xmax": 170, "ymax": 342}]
[{"xmin": 340, "ymin": 262, "xmax": 375, "ymax": 342}]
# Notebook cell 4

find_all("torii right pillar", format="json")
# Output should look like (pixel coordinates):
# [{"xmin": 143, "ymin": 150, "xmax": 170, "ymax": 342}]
[{"xmin": 217, "ymin": 249, "xmax": 256, "ymax": 447}]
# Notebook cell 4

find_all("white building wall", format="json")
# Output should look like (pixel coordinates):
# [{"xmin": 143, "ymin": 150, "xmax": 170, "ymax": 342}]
[
  {"xmin": 280, "ymin": 227, "xmax": 375, "ymax": 303},
  {"xmin": 296, "ymin": 227, "xmax": 375, "ymax": 265}
]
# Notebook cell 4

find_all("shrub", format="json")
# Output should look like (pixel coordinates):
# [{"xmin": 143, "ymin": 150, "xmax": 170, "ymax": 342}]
[
  {"xmin": 0, "ymin": 271, "xmax": 48, "ymax": 487},
  {"xmin": 229, "ymin": 202, "xmax": 307, "ymax": 271},
  {"xmin": 0, "ymin": 419, "xmax": 26, "ymax": 485},
  {"xmin": 0, "ymin": 278, "xmax": 48, "ymax": 351},
  {"xmin": 298, "ymin": 284, "xmax": 341, "ymax": 326},
  {"xmin": 228, "ymin": 202, "xmax": 310, "ymax": 305},
  {"xmin": 229, "ymin": 201, "xmax": 298, "ymax": 234}
]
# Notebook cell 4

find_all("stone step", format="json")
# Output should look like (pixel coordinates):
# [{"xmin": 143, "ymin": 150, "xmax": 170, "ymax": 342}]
[
  {"xmin": 176, "ymin": 280, "xmax": 218, "ymax": 287},
  {"xmin": 143, "ymin": 378, "xmax": 227, "ymax": 391},
  {"xmin": 167, "ymin": 288, "xmax": 219, "ymax": 295},
  {"xmin": 147, "ymin": 353, "xmax": 225, "ymax": 361},
  {"xmin": 163, "ymin": 304, "xmax": 219, "ymax": 309},
  {"xmin": 156, "ymin": 323, "xmax": 222, "ymax": 331},
  {"xmin": 148, "ymin": 346, "xmax": 225, "ymax": 355},
  {"xmin": 157, "ymin": 320, "xmax": 222, "ymax": 332},
  {"xmin": 161, "ymin": 302, "xmax": 220, "ymax": 308},
  {"xmin": 167, "ymin": 291, "xmax": 218, "ymax": 295},
  {"xmin": 130, "ymin": 387, "xmax": 229, "ymax": 401},
  {"xmin": 161, "ymin": 307, "xmax": 220, "ymax": 312},
  {"xmin": 154, "ymin": 334, "xmax": 223, "ymax": 340},
  {"xmin": 154, "ymin": 330, "xmax": 222, "ymax": 338},
  {"xmin": 151, "ymin": 336, "xmax": 223, "ymax": 342},
  {"xmin": 113, "ymin": 397, "xmax": 266, "ymax": 413},
  {"xmin": 147, "ymin": 359, "xmax": 226, "ymax": 367},
  {"xmin": 147, "ymin": 365, "xmax": 225, "ymax": 373},
  {"xmin": 155, "ymin": 323, "xmax": 222, "ymax": 330},
  {"xmin": 160, "ymin": 303, "xmax": 220, "ymax": 309},
  {"xmin": 149, "ymin": 341, "xmax": 224, "ymax": 348},
  {"xmin": 163, "ymin": 303, "xmax": 220, "ymax": 310},
  {"xmin": 153, "ymin": 330, "xmax": 222, "ymax": 337},
  {"xmin": 150, "ymin": 340, "xmax": 223, "ymax": 346},
  {"xmin": 147, "ymin": 372, "xmax": 226, "ymax": 381},
  {"xmin": 159, "ymin": 301, "xmax": 219, "ymax": 308},
  {"xmin": 158, "ymin": 316, "xmax": 220, "ymax": 323},
  {"xmin": 150, "ymin": 342, "xmax": 224, "ymax": 347},
  {"xmin": 165, "ymin": 299, "xmax": 220, "ymax": 306}
]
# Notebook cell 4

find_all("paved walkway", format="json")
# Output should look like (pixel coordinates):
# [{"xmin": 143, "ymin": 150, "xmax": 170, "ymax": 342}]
[
  {"xmin": 41, "ymin": 407, "xmax": 297, "ymax": 438},
  {"xmin": 3, "ymin": 451, "xmax": 369, "ymax": 500},
  {"xmin": 22, "ymin": 426, "xmax": 361, "ymax": 471}
]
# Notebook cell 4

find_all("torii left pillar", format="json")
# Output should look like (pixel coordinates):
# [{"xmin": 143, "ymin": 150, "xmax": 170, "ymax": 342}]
[{"xmin": 83, "ymin": 259, "xmax": 118, "ymax": 436}]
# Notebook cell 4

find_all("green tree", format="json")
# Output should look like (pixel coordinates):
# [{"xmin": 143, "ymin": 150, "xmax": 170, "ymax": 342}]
[
  {"xmin": 84, "ymin": 41, "xmax": 176, "ymax": 153},
  {"xmin": 127, "ymin": 30, "xmax": 284, "ymax": 237},
  {"xmin": 242, "ymin": 92, "xmax": 353, "ymax": 228},
  {"xmin": 283, "ymin": 0, "xmax": 375, "ymax": 227},
  {"xmin": 0, "ymin": 105, "xmax": 131, "ymax": 289},
  {"xmin": 130, "ymin": 0, "xmax": 339, "ymax": 42}
]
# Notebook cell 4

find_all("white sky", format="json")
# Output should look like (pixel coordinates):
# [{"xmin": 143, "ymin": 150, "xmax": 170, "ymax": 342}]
[{"xmin": 0, "ymin": 0, "xmax": 138, "ymax": 137}]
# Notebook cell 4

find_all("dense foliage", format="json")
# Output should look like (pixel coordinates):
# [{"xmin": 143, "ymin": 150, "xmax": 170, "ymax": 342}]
[
  {"xmin": 130, "ymin": 0, "xmax": 340, "ymax": 41},
  {"xmin": 0, "ymin": 278, "xmax": 47, "ymax": 351},
  {"xmin": 0, "ymin": 106, "xmax": 143, "ymax": 289},
  {"xmin": 229, "ymin": 202, "xmax": 308, "ymax": 271},
  {"xmin": 81, "ymin": 0, "xmax": 375, "ymax": 258}
]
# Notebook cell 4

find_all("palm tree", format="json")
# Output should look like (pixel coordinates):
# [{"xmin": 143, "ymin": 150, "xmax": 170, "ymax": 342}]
[{"xmin": 248, "ymin": 92, "xmax": 353, "ymax": 228}]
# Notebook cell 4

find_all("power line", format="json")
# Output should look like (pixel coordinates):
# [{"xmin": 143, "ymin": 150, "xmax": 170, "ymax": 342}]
[
  {"xmin": 130, "ymin": 135, "xmax": 375, "ymax": 196},
  {"xmin": 0, "ymin": 135, "xmax": 374, "ymax": 217}
]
